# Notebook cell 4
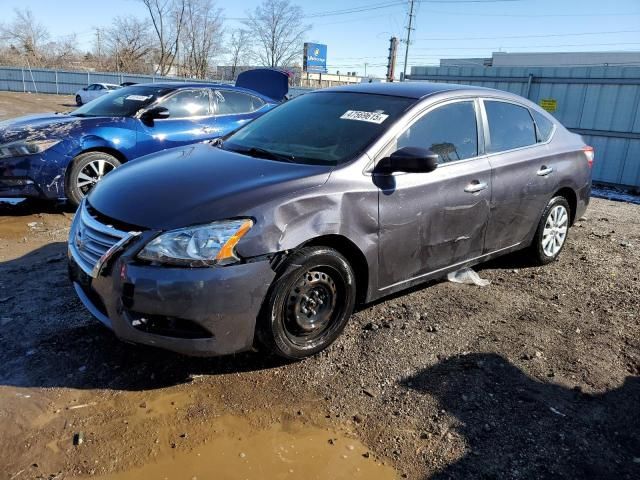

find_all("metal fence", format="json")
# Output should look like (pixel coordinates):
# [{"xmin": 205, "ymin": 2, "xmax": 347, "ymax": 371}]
[
  {"xmin": 409, "ymin": 66, "xmax": 640, "ymax": 189},
  {"xmin": 0, "ymin": 65, "xmax": 310, "ymax": 97}
]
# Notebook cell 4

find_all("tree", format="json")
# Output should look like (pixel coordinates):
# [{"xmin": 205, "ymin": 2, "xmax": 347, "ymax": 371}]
[
  {"xmin": 228, "ymin": 29, "xmax": 252, "ymax": 79},
  {"xmin": 244, "ymin": 0, "xmax": 309, "ymax": 68},
  {"xmin": 0, "ymin": 8, "xmax": 49, "ymax": 61},
  {"xmin": 139, "ymin": 0, "xmax": 186, "ymax": 75},
  {"xmin": 103, "ymin": 17, "xmax": 154, "ymax": 74},
  {"xmin": 180, "ymin": 0, "xmax": 224, "ymax": 78}
]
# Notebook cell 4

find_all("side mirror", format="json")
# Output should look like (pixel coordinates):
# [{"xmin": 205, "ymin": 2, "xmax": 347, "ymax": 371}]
[
  {"xmin": 374, "ymin": 147, "xmax": 439, "ymax": 174},
  {"xmin": 82, "ymin": 87, "xmax": 88, "ymax": 91},
  {"xmin": 141, "ymin": 106, "xmax": 170, "ymax": 121}
]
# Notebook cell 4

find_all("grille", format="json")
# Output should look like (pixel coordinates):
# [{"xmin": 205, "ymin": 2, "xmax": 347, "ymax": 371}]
[{"xmin": 69, "ymin": 203, "xmax": 136, "ymax": 277}]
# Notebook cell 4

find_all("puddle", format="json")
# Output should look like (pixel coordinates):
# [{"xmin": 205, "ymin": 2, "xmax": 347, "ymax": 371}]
[{"xmin": 77, "ymin": 415, "xmax": 397, "ymax": 480}]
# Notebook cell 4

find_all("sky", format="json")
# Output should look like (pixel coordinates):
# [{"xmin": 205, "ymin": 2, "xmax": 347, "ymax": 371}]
[{"xmin": 1, "ymin": 0, "xmax": 639, "ymax": 77}]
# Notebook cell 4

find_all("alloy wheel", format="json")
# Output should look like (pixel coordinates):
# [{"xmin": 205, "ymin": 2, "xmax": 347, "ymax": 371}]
[
  {"xmin": 76, "ymin": 159, "xmax": 117, "ymax": 195},
  {"xmin": 542, "ymin": 204, "xmax": 568, "ymax": 257}
]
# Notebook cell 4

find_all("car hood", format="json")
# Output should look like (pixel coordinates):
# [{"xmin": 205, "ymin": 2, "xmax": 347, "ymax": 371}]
[
  {"xmin": 0, "ymin": 113, "xmax": 120, "ymax": 144},
  {"xmin": 87, "ymin": 143, "xmax": 333, "ymax": 231}
]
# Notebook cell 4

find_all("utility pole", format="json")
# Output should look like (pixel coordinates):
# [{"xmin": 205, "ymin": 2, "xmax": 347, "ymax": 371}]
[
  {"xmin": 364, "ymin": 62, "xmax": 368, "ymax": 77},
  {"xmin": 402, "ymin": 0, "xmax": 415, "ymax": 82},
  {"xmin": 386, "ymin": 36, "xmax": 398, "ymax": 82}
]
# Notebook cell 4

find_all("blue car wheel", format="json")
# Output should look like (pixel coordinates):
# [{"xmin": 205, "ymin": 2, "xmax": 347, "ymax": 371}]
[{"xmin": 66, "ymin": 151, "xmax": 121, "ymax": 206}]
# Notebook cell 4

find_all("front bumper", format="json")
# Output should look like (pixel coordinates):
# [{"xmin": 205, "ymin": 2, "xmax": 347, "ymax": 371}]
[
  {"xmin": 0, "ymin": 151, "xmax": 71, "ymax": 199},
  {"xmin": 68, "ymin": 242, "xmax": 276, "ymax": 357}
]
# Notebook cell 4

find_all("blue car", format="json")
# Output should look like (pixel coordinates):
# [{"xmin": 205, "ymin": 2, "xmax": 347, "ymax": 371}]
[{"xmin": 0, "ymin": 69, "xmax": 288, "ymax": 205}]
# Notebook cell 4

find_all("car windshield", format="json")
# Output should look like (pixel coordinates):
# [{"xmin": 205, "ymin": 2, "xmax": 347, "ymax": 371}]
[
  {"xmin": 222, "ymin": 91, "xmax": 415, "ymax": 165},
  {"xmin": 71, "ymin": 86, "xmax": 174, "ymax": 117}
]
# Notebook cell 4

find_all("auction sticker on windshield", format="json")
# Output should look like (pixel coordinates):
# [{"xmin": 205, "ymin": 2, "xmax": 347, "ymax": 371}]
[
  {"xmin": 340, "ymin": 110, "xmax": 389, "ymax": 124},
  {"xmin": 126, "ymin": 95, "xmax": 151, "ymax": 102}
]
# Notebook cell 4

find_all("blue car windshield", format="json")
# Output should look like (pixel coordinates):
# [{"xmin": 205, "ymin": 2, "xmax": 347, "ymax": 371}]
[
  {"xmin": 71, "ymin": 86, "xmax": 174, "ymax": 117},
  {"xmin": 223, "ymin": 92, "xmax": 415, "ymax": 165}
]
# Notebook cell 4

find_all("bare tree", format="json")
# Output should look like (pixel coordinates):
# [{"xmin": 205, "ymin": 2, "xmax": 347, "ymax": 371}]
[
  {"xmin": 228, "ymin": 29, "xmax": 252, "ymax": 79},
  {"xmin": 0, "ymin": 8, "xmax": 50, "ymax": 62},
  {"xmin": 180, "ymin": 0, "xmax": 224, "ymax": 78},
  {"xmin": 244, "ymin": 0, "xmax": 309, "ymax": 68},
  {"xmin": 139, "ymin": 0, "xmax": 186, "ymax": 75},
  {"xmin": 103, "ymin": 17, "xmax": 154, "ymax": 74}
]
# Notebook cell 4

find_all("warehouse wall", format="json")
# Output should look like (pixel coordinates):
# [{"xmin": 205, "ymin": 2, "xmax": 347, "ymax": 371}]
[{"xmin": 409, "ymin": 66, "xmax": 640, "ymax": 189}]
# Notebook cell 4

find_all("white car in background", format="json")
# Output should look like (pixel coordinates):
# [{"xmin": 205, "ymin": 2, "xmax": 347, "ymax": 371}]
[{"xmin": 75, "ymin": 83, "xmax": 121, "ymax": 105}]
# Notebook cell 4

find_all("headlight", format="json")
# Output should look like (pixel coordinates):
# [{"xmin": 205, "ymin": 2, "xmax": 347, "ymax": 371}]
[
  {"xmin": 138, "ymin": 219, "xmax": 253, "ymax": 267},
  {"xmin": 0, "ymin": 139, "xmax": 61, "ymax": 159}
]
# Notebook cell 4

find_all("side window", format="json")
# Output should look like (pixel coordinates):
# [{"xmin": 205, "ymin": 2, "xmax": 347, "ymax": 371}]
[
  {"xmin": 484, "ymin": 100, "xmax": 537, "ymax": 153},
  {"xmin": 214, "ymin": 90, "xmax": 264, "ymax": 115},
  {"xmin": 95, "ymin": 85, "xmax": 104, "ymax": 90},
  {"xmin": 531, "ymin": 109, "xmax": 554, "ymax": 143},
  {"xmin": 396, "ymin": 101, "xmax": 478, "ymax": 163},
  {"xmin": 87, "ymin": 84, "xmax": 98, "ymax": 91},
  {"xmin": 160, "ymin": 89, "xmax": 211, "ymax": 118}
]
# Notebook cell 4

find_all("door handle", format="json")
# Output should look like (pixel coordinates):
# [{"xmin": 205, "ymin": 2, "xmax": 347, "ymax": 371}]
[
  {"xmin": 464, "ymin": 181, "xmax": 488, "ymax": 193},
  {"xmin": 537, "ymin": 166, "xmax": 554, "ymax": 176}
]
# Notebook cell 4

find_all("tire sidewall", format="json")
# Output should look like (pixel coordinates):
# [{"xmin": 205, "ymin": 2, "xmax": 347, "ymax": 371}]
[
  {"xmin": 534, "ymin": 196, "xmax": 571, "ymax": 264},
  {"xmin": 75, "ymin": 95, "xmax": 82, "ymax": 106},
  {"xmin": 66, "ymin": 152, "xmax": 121, "ymax": 206},
  {"xmin": 260, "ymin": 248, "xmax": 356, "ymax": 360}
]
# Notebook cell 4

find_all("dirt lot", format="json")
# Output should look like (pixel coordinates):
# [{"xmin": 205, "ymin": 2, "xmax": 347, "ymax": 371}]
[
  {"xmin": 0, "ymin": 196, "xmax": 638, "ymax": 480},
  {"xmin": 0, "ymin": 91, "xmax": 639, "ymax": 479},
  {"xmin": 0, "ymin": 91, "xmax": 76, "ymax": 121}
]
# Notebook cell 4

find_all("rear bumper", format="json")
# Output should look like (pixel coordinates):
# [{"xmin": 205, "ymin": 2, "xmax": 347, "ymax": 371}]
[{"xmin": 69, "ymin": 250, "xmax": 276, "ymax": 357}]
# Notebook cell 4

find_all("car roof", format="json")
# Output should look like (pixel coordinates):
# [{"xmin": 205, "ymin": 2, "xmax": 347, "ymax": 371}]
[
  {"xmin": 322, "ymin": 81, "xmax": 495, "ymax": 99},
  {"xmin": 129, "ymin": 82, "xmax": 273, "ymax": 100}
]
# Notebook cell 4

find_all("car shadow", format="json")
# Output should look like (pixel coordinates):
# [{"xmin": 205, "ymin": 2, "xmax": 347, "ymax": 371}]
[
  {"xmin": 0, "ymin": 198, "xmax": 76, "ymax": 216},
  {"xmin": 401, "ymin": 353, "xmax": 640, "ymax": 479},
  {"xmin": 0, "ymin": 242, "xmax": 291, "ymax": 392}
]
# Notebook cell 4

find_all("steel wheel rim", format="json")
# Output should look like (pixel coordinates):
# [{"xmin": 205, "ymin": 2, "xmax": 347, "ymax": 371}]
[
  {"xmin": 76, "ymin": 159, "xmax": 117, "ymax": 195},
  {"xmin": 283, "ymin": 267, "xmax": 344, "ymax": 347},
  {"xmin": 542, "ymin": 205, "xmax": 568, "ymax": 257}
]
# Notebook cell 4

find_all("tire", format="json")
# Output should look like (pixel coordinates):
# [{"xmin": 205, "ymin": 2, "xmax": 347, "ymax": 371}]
[
  {"xmin": 528, "ymin": 196, "xmax": 571, "ymax": 265},
  {"xmin": 66, "ymin": 152, "xmax": 121, "ymax": 207},
  {"xmin": 256, "ymin": 247, "xmax": 357, "ymax": 360},
  {"xmin": 75, "ymin": 95, "xmax": 83, "ymax": 106}
]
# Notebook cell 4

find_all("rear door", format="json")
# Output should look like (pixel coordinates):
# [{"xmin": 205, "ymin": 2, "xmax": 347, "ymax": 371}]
[
  {"xmin": 481, "ymin": 99, "xmax": 554, "ymax": 252},
  {"xmin": 208, "ymin": 89, "xmax": 267, "ymax": 137},
  {"xmin": 135, "ymin": 88, "xmax": 217, "ymax": 156},
  {"xmin": 377, "ymin": 98, "xmax": 492, "ymax": 290}
]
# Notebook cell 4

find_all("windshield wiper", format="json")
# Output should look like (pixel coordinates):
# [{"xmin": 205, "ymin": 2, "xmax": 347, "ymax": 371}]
[{"xmin": 230, "ymin": 145, "xmax": 297, "ymax": 163}]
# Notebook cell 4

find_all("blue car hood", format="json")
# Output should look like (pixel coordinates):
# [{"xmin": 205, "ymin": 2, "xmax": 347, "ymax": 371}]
[
  {"xmin": 87, "ymin": 143, "xmax": 333, "ymax": 231},
  {"xmin": 0, "ymin": 113, "xmax": 125, "ymax": 144}
]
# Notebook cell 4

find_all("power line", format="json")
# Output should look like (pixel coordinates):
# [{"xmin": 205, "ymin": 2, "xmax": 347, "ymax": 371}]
[{"xmin": 413, "ymin": 29, "xmax": 640, "ymax": 42}]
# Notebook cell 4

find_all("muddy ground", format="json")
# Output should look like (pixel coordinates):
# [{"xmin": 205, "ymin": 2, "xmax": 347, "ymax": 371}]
[
  {"xmin": 1, "ymin": 197, "xmax": 638, "ymax": 480},
  {"xmin": 0, "ymin": 92, "xmax": 639, "ymax": 479}
]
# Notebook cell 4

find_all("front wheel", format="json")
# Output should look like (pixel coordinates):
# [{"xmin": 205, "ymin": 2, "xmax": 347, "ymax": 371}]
[
  {"xmin": 528, "ymin": 196, "xmax": 571, "ymax": 265},
  {"xmin": 256, "ymin": 247, "xmax": 357, "ymax": 360},
  {"xmin": 75, "ymin": 95, "xmax": 82, "ymax": 106},
  {"xmin": 66, "ymin": 152, "xmax": 121, "ymax": 206}
]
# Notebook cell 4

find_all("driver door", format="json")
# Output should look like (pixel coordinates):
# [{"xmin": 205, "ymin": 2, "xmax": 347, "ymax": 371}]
[
  {"xmin": 135, "ymin": 88, "xmax": 217, "ymax": 156},
  {"xmin": 376, "ymin": 99, "xmax": 492, "ymax": 290}
]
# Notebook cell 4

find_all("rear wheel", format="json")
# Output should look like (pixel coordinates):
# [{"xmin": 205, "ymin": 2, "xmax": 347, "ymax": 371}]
[
  {"xmin": 75, "ymin": 95, "xmax": 82, "ymax": 106},
  {"xmin": 528, "ymin": 196, "xmax": 571, "ymax": 265},
  {"xmin": 257, "ymin": 247, "xmax": 356, "ymax": 360},
  {"xmin": 66, "ymin": 152, "xmax": 121, "ymax": 206}
]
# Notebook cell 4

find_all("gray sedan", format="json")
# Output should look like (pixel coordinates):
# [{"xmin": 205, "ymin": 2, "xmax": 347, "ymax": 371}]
[{"xmin": 68, "ymin": 82, "xmax": 592, "ymax": 359}]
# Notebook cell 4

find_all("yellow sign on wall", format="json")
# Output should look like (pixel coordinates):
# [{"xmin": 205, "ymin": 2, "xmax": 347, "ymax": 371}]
[{"xmin": 539, "ymin": 98, "xmax": 558, "ymax": 113}]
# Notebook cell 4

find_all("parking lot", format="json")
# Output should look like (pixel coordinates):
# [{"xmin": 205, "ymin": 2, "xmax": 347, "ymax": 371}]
[{"xmin": 0, "ymin": 91, "xmax": 639, "ymax": 479}]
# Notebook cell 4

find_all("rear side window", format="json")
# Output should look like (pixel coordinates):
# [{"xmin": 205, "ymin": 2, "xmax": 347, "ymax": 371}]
[
  {"xmin": 215, "ymin": 90, "xmax": 264, "ymax": 115},
  {"xmin": 485, "ymin": 100, "xmax": 536, "ymax": 153},
  {"xmin": 397, "ymin": 101, "xmax": 478, "ymax": 163},
  {"xmin": 531, "ymin": 109, "xmax": 554, "ymax": 143}
]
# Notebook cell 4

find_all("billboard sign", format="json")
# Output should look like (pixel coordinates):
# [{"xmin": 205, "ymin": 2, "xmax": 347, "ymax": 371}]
[{"xmin": 303, "ymin": 43, "xmax": 328, "ymax": 73}]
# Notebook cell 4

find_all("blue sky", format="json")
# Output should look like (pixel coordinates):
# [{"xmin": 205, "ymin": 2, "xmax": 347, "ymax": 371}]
[{"xmin": 1, "ymin": 0, "xmax": 640, "ymax": 76}]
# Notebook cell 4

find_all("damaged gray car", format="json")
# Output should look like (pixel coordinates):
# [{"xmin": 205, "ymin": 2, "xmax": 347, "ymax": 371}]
[{"xmin": 68, "ymin": 82, "xmax": 592, "ymax": 359}]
